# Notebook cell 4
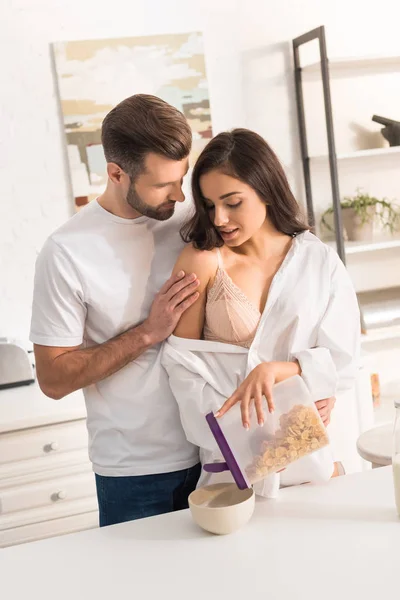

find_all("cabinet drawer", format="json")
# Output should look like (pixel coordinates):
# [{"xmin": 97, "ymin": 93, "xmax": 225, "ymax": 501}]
[
  {"xmin": 0, "ymin": 471, "xmax": 96, "ymax": 517},
  {"xmin": 0, "ymin": 495, "xmax": 98, "ymax": 532},
  {"xmin": 0, "ymin": 449, "xmax": 91, "ymax": 487},
  {"xmin": 0, "ymin": 419, "xmax": 88, "ymax": 465},
  {"xmin": 0, "ymin": 509, "xmax": 98, "ymax": 547}
]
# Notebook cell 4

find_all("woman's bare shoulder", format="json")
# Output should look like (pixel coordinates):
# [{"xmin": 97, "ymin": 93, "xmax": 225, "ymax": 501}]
[{"xmin": 174, "ymin": 243, "xmax": 218, "ymax": 283}]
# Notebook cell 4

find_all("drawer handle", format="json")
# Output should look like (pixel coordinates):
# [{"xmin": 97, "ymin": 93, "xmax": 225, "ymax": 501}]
[
  {"xmin": 51, "ymin": 490, "xmax": 67, "ymax": 501},
  {"xmin": 44, "ymin": 442, "xmax": 59, "ymax": 453}
]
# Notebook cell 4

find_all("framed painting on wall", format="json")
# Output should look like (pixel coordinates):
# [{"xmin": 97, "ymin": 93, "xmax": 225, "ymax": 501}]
[{"xmin": 53, "ymin": 32, "xmax": 212, "ymax": 210}]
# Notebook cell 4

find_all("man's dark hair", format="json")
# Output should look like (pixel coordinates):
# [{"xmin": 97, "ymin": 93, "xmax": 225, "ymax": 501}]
[{"xmin": 101, "ymin": 94, "xmax": 192, "ymax": 180}]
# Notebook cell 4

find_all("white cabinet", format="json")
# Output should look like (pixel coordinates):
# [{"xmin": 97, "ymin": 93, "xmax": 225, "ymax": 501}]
[
  {"xmin": 0, "ymin": 419, "xmax": 88, "ymax": 465},
  {"xmin": 0, "ymin": 384, "xmax": 98, "ymax": 547}
]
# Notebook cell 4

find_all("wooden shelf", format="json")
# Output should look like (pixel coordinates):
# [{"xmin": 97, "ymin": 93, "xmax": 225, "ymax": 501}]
[
  {"xmin": 327, "ymin": 238, "xmax": 400, "ymax": 255},
  {"xmin": 303, "ymin": 55, "xmax": 400, "ymax": 73},
  {"xmin": 311, "ymin": 146, "xmax": 400, "ymax": 162}
]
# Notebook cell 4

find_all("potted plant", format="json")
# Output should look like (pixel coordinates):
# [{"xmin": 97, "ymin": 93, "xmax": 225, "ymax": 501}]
[{"xmin": 321, "ymin": 190, "xmax": 400, "ymax": 242}]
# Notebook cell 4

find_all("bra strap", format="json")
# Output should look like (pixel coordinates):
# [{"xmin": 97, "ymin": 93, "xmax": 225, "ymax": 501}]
[{"xmin": 216, "ymin": 247, "xmax": 224, "ymax": 269}]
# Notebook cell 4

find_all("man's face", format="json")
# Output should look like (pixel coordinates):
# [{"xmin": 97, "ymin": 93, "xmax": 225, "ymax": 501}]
[{"xmin": 126, "ymin": 153, "xmax": 189, "ymax": 221}]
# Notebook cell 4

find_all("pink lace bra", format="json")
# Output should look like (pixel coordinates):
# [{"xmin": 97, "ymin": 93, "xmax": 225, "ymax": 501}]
[{"xmin": 203, "ymin": 249, "xmax": 261, "ymax": 348}]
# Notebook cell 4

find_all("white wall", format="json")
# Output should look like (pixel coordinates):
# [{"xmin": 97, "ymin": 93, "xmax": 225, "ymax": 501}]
[{"xmin": 2, "ymin": 0, "xmax": 400, "ymax": 340}]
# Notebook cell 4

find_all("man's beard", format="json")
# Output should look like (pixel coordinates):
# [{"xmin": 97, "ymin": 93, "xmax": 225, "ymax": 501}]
[{"xmin": 126, "ymin": 184, "xmax": 175, "ymax": 221}]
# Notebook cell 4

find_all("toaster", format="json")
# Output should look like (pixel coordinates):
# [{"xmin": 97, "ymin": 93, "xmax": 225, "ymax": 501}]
[{"xmin": 0, "ymin": 340, "xmax": 35, "ymax": 390}]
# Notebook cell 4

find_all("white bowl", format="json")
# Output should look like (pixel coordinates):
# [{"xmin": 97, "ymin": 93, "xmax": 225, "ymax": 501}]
[{"xmin": 189, "ymin": 483, "xmax": 255, "ymax": 535}]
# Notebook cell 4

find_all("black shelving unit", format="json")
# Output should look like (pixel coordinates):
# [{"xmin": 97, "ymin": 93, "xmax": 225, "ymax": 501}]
[
  {"xmin": 292, "ymin": 25, "xmax": 346, "ymax": 262},
  {"xmin": 292, "ymin": 25, "xmax": 366, "ymax": 331}
]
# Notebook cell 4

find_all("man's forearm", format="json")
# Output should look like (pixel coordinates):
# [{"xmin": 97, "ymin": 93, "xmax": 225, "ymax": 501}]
[{"xmin": 41, "ymin": 323, "xmax": 154, "ymax": 399}]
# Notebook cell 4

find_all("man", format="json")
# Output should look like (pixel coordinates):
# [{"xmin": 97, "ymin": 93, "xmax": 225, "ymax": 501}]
[{"xmin": 30, "ymin": 94, "xmax": 201, "ymax": 526}]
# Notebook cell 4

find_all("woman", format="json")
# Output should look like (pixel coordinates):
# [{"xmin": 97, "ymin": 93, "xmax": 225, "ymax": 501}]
[{"xmin": 163, "ymin": 129, "xmax": 359, "ymax": 490}]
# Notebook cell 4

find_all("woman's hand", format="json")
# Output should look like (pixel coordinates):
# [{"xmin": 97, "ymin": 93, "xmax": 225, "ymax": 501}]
[
  {"xmin": 216, "ymin": 361, "xmax": 300, "ymax": 429},
  {"xmin": 315, "ymin": 396, "xmax": 336, "ymax": 426},
  {"xmin": 216, "ymin": 363, "xmax": 276, "ymax": 429}
]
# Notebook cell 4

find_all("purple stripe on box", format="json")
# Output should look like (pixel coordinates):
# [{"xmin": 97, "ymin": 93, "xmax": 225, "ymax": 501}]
[
  {"xmin": 203, "ymin": 462, "xmax": 229, "ymax": 473},
  {"xmin": 205, "ymin": 412, "xmax": 249, "ymax": 490}
]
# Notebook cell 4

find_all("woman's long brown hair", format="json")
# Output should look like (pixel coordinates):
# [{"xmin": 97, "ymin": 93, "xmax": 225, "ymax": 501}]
[{"xmin": 181, "ymin": 128, "xmax": 309, "ymax": 250}]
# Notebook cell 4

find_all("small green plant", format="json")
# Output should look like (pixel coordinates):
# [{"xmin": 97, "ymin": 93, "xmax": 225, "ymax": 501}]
[{"xmin": 321, "ymin": 189, "xmax": 400, "ymax": 233}]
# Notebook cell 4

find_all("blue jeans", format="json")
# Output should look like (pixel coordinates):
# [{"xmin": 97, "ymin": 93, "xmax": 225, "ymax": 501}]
[{"xmin": 95, "ymin": 463, "xmax": 201, "ymax": 527}]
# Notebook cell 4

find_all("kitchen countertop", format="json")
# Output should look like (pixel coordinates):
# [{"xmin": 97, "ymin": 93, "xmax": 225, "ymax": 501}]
[
  {"xmin": 0, "ymin": 382, "xmax": 86, "ymax": 433},
  {"xmin": 1, "ymin": 467, "xmax": 398, "ymax": 600}
]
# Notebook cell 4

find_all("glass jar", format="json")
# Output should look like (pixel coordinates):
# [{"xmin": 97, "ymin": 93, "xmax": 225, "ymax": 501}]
[{"xmin": 392, "ymin": 401, "xmax": 400, "ymax": 516}]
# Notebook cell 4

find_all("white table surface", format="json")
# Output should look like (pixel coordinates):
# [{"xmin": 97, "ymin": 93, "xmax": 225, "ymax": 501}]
[
  {"xmin": 0, "ymin": 382, "xmax": 86, "ymax": 433},
  {"xmin": 1, "ymin": 467, "xmax": 398, "ymax": 600}
]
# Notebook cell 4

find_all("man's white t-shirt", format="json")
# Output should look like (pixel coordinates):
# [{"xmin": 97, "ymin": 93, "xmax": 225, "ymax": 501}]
[{"xmin": 30, "ymin": 199, "xmax": 199, "ymax": 476}]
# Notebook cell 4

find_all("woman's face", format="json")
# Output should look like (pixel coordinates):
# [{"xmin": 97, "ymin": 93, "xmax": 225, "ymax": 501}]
[{"xmin": 199, "ymin": 169, "xmax": 268, "ymax": 246}]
